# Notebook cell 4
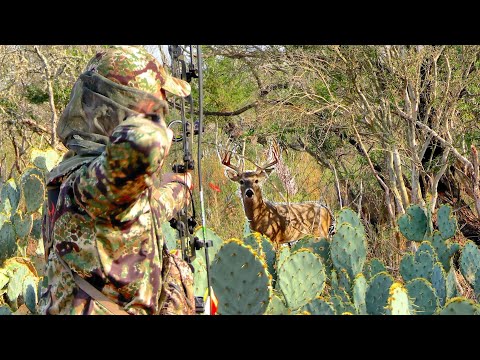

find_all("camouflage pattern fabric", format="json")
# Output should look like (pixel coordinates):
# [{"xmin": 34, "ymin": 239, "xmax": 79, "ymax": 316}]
[
  {"xmin": 38, "ymin": 46, "xmax": 194, "ymax": 315},
  {"xmin": 39, "ymin": 114, "xmax": 192, "ymax": 315},
  {"xmin": 86, "ymin": 45, "xmax": 191, "ymax": 99}
]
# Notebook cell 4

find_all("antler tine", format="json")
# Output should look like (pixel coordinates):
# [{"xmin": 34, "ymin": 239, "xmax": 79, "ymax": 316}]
[
  {"xmin": 220, "ymin": 138, "xmax": 241, "ymax": 174},
  {"xmin": 258, "ymin": 140, "xmax": 280, "ymax": 170}
]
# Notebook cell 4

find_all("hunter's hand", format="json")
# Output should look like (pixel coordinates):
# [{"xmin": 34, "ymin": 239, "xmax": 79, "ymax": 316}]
[{"xmin": 161, "ymin": 171, "xmax": 193, "ymax": 190}]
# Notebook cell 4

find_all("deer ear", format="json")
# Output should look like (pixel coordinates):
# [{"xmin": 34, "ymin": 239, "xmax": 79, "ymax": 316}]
[{"xmin": 225, "ymin": 168, "xmax": 240, "ymax": 181}]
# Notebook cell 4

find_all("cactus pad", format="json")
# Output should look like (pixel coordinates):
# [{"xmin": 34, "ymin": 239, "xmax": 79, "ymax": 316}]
[
  {"xmin": 30, "ymin": 148, "xmax": 61, "ymax": 172},
  {"xmin": 364, "ymin": 258, "xmax": 386, "ymax": 280},
  {"xmin": 366, "ymin": 272, "xmax": 394, "ymax": 315},
  {"xmin": 0, "ymin": 178, "xmax": 21, "ymax": 215},
  {"xmin": 446, "ymin": 266, "xmax": 458, "ymax": 300},
  {"xmin": 330, "ymin": 295, "xmax": 356, "ymax": 315},
  {"xmin": 437, "ymin": 297, "xmax": 480, "ymax": 315},
  {"xmin": 436, "ymin": 204, "xmax": 457, "ymax": 240},
  {"xmin": 386, "ymin": 283, "xmax": 412, "ymax": 315},
  {"xmin": 399, "ymin": 250, "xmax": 435, "ymax": 283},
  {"xmin": 161, "ymin": 221, "xmax": 179, "ymax": 250},
  {"xmin": 431, "ymin": 262, "xmax": 447, "ymax": 307},
  {"xmin": 275, "ymin": 245, "xmax": 291, "ymax": 272},
  {"xmin": 194, "ymin": 227, "xmax": 224, "ymax": 262},
  {"xmin": 398, "ymin": 204, "xmax": 428, "ymax": 241},
  {"xmin": 22, "ymin": 275, "xmax": 38, "ymax": 313},
  {"xmin": 265, "ymin": 293, "xmax": 288, "ymax": 315},
  {"xmin": 417, "ymin": 241, "xmax": 437, "ymax": 261},
  {"xmin": 12, "ymin": 211, "xmax": 33, "ymax": 240},
  {"xmin": 0, "ymin": 221, "xmax": 17, "ymax": 264},
  {"xmin": 353, "ymin": 273, "xmax": 367, "ymax": 315},
  {"xmin": 291, "ymin": 236, "xmax": 332, "ymax": 275},
  {"xmin": 300, "ymin": 297, "xmax": 335, "ymax": 315},
  {"xmin": 210, "ymin": 239, "xmax": 272, "ymax": 315},
  {"xmin": 21, "ymin": 174, "xmax": 45, "ymax": 214},
  {"xmin": 331, "ymin": 223, "xmax": 367, "ymax": 279},
  {"xmin": 336, "ymin": 208, "xmax": 364, "ymax": 229},
  {"xmin": 21, "ymin": 167, "xmax": 45, "ymax": 183},
  {"xmin": 459, "ymin": 241, "xmax": 480, "ymax": 287},
  {"xmin": 431, "ymin": 230, "xmax": 459, "ymax": 272},
  {"xmin": 277, "ymin": 249, "xmax": 326, "ymax": 310},
  {"xmin": 406, "ymin": 278, "xmax": 439, "ymax": 315},
  {"xmin": 30, "ymin": 218, "xmax": 42, "ymax": 240}
]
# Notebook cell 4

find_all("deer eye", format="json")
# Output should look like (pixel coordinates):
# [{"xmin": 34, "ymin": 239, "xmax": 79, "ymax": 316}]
[
  {"xmin": 239, "ymin": 180, "xmax": 244, "ymax": 185},
  {"xmin": 255, "ymin": 180, "xmax": 259, "ymax": 184}
]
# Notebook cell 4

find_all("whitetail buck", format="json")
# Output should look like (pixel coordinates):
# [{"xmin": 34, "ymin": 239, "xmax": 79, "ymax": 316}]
[{"xmin": 221, "ymin": 141, "xmax": 335, "ymax": 247}]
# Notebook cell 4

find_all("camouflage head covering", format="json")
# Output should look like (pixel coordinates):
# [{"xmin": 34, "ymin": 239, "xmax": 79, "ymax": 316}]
[
  {"xmin": 85, "ymin": 45, "xmax": 191, "ymax": 99},
  {"xmin": 52, "ymin": 46, "xmax": 189, "ymax": 184}
]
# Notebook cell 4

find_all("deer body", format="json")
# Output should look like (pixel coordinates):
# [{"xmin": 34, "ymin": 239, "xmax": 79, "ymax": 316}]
[
  {"xmin": 221, "ymin": 144, "xmax": 334, "ymax": 247},
  {"xmin": 244, "ymin": 192, "xmax": 333, "ymax": 245}
]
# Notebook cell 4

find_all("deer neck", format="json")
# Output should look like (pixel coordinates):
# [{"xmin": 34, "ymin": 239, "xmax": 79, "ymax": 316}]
[{"xmin": 242, "ymin": 189, "xmax": 267, "ymax": 222}]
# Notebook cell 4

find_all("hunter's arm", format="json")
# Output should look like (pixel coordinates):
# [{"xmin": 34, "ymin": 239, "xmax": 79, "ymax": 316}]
[
  {"xmin": 152, "ymin": 172, "xmax": 192, "ymax": 220},
  {"xmin": 71, "ymin": 115, "xmax": 172, "ymax": 218}
]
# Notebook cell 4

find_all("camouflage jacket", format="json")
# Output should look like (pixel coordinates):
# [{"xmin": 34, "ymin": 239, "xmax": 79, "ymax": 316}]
[{"xmin": 38, "ymin": 115, "xmax": 194, "ymax": 315}]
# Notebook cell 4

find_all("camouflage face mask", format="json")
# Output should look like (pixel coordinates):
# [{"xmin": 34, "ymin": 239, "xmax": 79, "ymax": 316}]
[{"xmin": 57, "ymin": 71, "xmax": 170, "ymax": 145}]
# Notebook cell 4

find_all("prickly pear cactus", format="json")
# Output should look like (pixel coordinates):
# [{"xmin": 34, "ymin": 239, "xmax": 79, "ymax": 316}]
[
  {"xmin": 195, "ymin": 227, "xmax": 224, "ymax": 261},
  {"xmin": 365, "ymin": 272, "xmax": 394, "ymax": 315},
  {"xmin": 22, "ymin": 275, "xmax": 39, "ymax": 313},
  {"xmin": 353, "ymin": 273, "xmax": 367, "ymax": 315},
  {"xmin": 405, "ymin": 278, "xmax": 439, "ymax": 315},
  {"xmin": 437, "ymin": 297, "xmax": 480, "ymax": 315},
  {"xmin": 1, "ymin": 257, "xmax": 39, "ymax": 312},
  {"xmin": 386, "ymin": 283, "xmax": 412, "ymax": 315},
  {"xmin": 161, "ymin": 221, "xmax": 179, "ymax": 250},
  {"xmin": 336, "ymin": 208, "xmax": 364, "ymax": 229},
  {"xmin": 277, "ymin": 249, "xmax": 326, "ymax": 310},
  {"xmin": 243, "ymin": 232, "xmax": 276, "ymax": 278},
  {"xmin": 21, "ymin": 167, "xmax": 45, "ymax": 183},
  {"xmin": 446, "ymin": 266, "xmax": 458, "ymax": 300},
  {"xmin": 0, "ymin": 221, "xmax": 17, "ymax": 264},
  {"xmin": 436, "ymin": 204, "xmax": 457, "ymax": 240},
  {"xmin": 31, "ymin": 218, "xmax": 42, "ymax": 240},
  {"xmin": 475, "ymin": 270, "xmax": 480, "ymax": 302},
  {"xmin": 299, "ymin": 297, "xmax": 335, "ymax": 315},
  {"xmin": 431, "ymin": 230, "xmax": 459, "ymax": 272},
  {"xmin": 399, "ymin": 250, "xmax": 435, "ymax": 283},
  {"xmin": 331, "ymin": 223, "xmax": 366, "ymax": 279},
  {"xmin": 398, "ymin": 205, "xmax": 428, "ymax": 241},
  {"xmin": 12, "ymin": 211, "xmax": 33, "ymax": 240},
  {"xmin": 30, "ymin": 148, "xmax": 61, "ymax": 172},
  {"xmin": 0, "ymin": 178, "xmax": 21, "ymax": 215},
  {"xmin": 291, "ymin": 236, "xmax": 332, "ymax": 276},
  {"xmin": 337, "ymin": 268, "xmax": 352, "ymax": 296},
  {"xmin": 265, "ymin": 293, "xmax": 288, "ymax": 315},
  {"xmin": 431, "ymin": 263, "xmax": 447, "ymax": 307},
  {"xmin": 210, "ymin": 239, "xmax": 272, "ymax": 315},
  {"xmin": 21, "ymin": 173, "xmax": 45, "ymax": 214},
  {"xmin": 459, "ymin": 241, "xmax": 480, "ymax": 287},
  {"xmin": 417, "ymin": 241, "xmax": 437, "ymax": 261},
  {"xmin": 190, "ymin": 227, "xmax": 225, "ymax": 297},
  {"xmin": 330, "ymin": 295, "xmax": 356, "ymax": 315},
  {"xmin": 364, "ymin": 258, "xmax": 386, "ymax": 280},
  {"xmin": 275, "ymin": 246, "xmax": 291, "ymax": 272},
  {"xmin": 191, "ymin": 255, "xmax": 208, "ymax": 297}
]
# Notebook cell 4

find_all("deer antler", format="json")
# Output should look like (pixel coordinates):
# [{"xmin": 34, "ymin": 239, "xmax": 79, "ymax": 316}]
[
  {"xmin": 220, "ymin": 138, "xmax": 242, "ymax": 174},
  {"xmin": 256, "ymin": 140, "xmax": 280, "ymax": 172}
]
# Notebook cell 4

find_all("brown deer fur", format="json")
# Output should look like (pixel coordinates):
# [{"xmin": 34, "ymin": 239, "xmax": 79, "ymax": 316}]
[{"xmin": 222, "ymin": 145, "xmax": 334, "ymax": 247}]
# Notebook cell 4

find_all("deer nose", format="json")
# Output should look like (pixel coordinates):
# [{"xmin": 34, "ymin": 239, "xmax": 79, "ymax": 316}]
[{"xmin": 245, "ymin": 188, "xmax": 254, "ymax": 198}]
